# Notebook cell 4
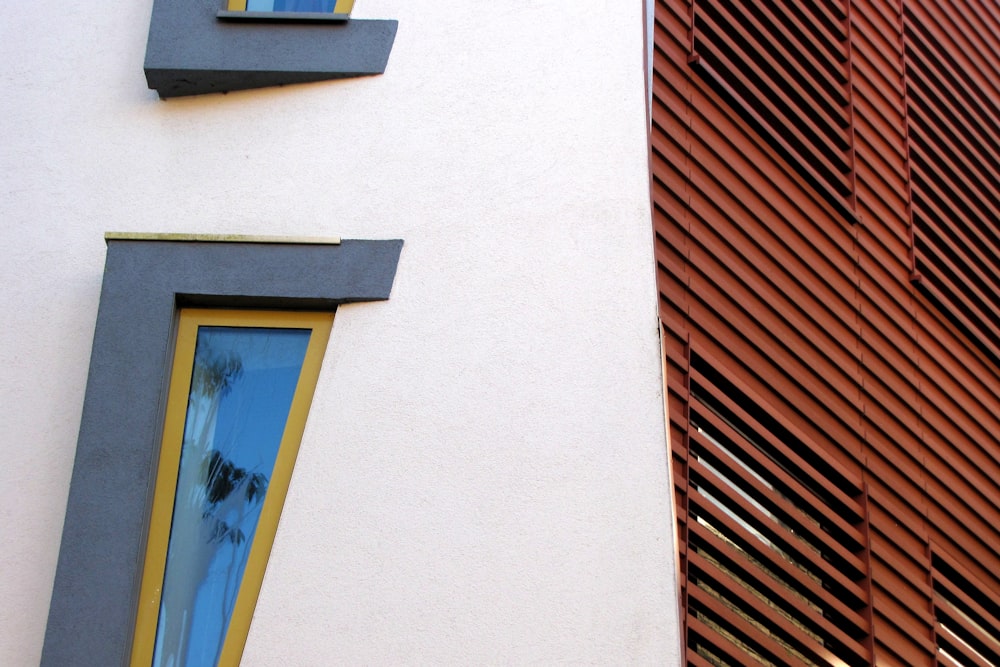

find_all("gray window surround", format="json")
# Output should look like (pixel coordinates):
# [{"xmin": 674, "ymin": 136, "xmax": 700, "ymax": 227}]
[
  {"xmin": 40, "ymin": 236, "xmax": 402, "ymax": 667},
  {"xmin": 144, "ymin": 0, "xmax": 397, "ymax": 98}
]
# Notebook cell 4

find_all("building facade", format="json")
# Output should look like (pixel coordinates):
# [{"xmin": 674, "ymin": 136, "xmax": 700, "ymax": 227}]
[
  {"xmin": 9, "ymin": 0, "xmax": 1000, "ymax": 665},
  {"xmin": 652, "ymin": 0, "xmax": 1000, "ymax": 664},
  {"xmin": 1, "ymin": 2, "xmax": 680, "ymax": 664}
]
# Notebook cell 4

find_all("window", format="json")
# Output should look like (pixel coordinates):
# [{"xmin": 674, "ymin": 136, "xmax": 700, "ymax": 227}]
[
  {"xmin": 218, "ymin": 0, "xmax": 355, "ymax": 21},
  {"xmin": 131, "ymin": 309, "xmax": 333, "ymax": 667},
  {"xmin": 41, "ymin": 235, "xmax": 402, "ymax": 667}
]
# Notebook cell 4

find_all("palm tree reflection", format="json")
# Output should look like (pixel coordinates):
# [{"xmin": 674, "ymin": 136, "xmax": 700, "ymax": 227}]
[{"xmin": 154, "ymin": 342, "xmax": 270, "ymax": 667}]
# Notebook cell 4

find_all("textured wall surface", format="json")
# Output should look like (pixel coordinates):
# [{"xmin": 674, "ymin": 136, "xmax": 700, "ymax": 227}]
[{"xmin": 0, "ymin": 1, "xmax": 678, "ymax": 664}]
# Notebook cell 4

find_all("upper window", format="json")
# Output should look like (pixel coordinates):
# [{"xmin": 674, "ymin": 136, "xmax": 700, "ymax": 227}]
[
  {"xmin": 144, "ymin": 0, "xmax": 396, "ymax": 97},
  {"xmin": 219, "ymin": 0, "xmax": 355, "ymax": 21}
]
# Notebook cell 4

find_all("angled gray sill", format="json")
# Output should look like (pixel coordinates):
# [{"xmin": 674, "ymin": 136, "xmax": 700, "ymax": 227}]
[
  {"xmin": 144, "ymin": 0, "xmax": 397, "ymax": 98},
  {"xmin": 40, "ymin": 237, "xmax": 403, "ymax": 667}
]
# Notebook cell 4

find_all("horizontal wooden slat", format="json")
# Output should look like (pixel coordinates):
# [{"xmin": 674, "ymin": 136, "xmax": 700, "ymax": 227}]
[
  {"xmin": 692, "ymin": 436, "xmax": 863, "ymax": 569},
  {"xmin": 690, "ymin": 554, "xmax": 871, "ymax": 666},
  {"xmin": 688, "ymin": 515, "xmax": 869, "ymax": 635},
  {"xmin": 935, "ymin": 622, "xmax": 994, "ymax": 667},
  {"xmin": 684, "ymin": 0, "xmax": 855, "ymax": 222},
  {"xmin": 701, "ymin": 0, "xmax": 850, "ymax": 128},
  {"xmin": 936, "ymin": 601, "xmax": 1000, "ymax": 663},
  {"xmin": 690, "ymin": 39, "xmax": 852, "ymax": 195},
  {"xmin": 689, "ymin": 413, "xmax": 865, "ymax": 550}
]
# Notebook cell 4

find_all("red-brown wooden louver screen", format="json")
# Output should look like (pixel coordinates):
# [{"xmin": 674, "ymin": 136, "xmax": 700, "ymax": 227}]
[
  {"xmin": 652, "ymin": 0, "xmax": 1000, "ymax": 664},
  {"xmin": 683, "ymin": 351, "xmax": 872, "ymax": 666},
  {"xmin": 902, "ymin": 1, "xmax": 1000, "ymax": 366},
  {"xmin": 688, "ymin": 0, "xmax": 855, "ymax": 218}
]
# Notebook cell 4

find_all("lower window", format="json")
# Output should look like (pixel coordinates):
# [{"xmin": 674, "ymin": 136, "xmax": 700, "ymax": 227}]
[{"xmin": 131, "ymin": 309, "xmax": 333, "ymax": 667}]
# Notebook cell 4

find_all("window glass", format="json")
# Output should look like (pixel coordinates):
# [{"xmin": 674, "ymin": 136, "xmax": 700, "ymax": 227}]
[
  {"xmin": 153, "ymin": 326, "xmax": 310, "ymax": 666},
  {"xmin": 229, "ymin": 0, "xmax": 353, "ymax": 14},
  {"xmin": 132, "ymin": 309, "xmax": 334, "ymax": 667}
]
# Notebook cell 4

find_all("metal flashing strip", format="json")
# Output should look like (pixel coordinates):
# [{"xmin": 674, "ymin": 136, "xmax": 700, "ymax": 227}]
[{"xmin": 105, "ymin": 232, "xmax": 342, "ymax": 245}]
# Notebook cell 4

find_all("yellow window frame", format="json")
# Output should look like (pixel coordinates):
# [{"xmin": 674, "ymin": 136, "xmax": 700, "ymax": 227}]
[{"xmin": 130, "ymin": 308, "xmax": 334, "ymax": 667}]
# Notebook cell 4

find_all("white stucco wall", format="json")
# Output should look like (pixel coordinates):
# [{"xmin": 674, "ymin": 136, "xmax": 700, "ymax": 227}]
[{"xmin": 0, "ymin": 1, "xmax": 679, "ymax": 664}]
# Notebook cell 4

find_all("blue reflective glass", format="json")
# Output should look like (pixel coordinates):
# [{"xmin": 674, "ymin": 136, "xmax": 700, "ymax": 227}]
[
  {"xmin": 152, "ymin": 327, "xmax": 310, "ymax": 667},
  {"xmin": 245, "ymin": 0, "xmax": 337, "ymax": 11},
  {"xmin": 274, "ymin": 0, "xmax": 337, "ymax": 11}
]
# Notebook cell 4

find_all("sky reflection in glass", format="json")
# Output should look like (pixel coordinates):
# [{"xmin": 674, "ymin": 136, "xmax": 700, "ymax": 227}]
[
  {"xmin": 245, "ymin": 0, "xmax": 337, "ymax": 12},
  {"xmin": 152, "ymin": 326, "xmax": 310, "ymax": 667}
]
